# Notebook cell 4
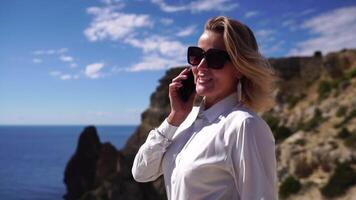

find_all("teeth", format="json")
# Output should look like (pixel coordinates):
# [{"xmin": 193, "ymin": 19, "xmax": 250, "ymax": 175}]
[
  {"xmin": 197, "ymin": 73, "xmax": 211, "ymax": 83},
  {"xmin": 198, "ymin": 77, "xmax": 211, "ymax": 83}
]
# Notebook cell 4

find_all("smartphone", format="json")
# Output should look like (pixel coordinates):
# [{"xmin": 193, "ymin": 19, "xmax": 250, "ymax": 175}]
[{"xmin": 179, "ymin": 68, "xmax": 196, "ymax": 102}]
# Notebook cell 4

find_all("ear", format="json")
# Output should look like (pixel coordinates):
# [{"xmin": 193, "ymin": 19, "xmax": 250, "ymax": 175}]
[{"xmin": 234, "ymin": 69, "xmax": 243, "ymax": 79}]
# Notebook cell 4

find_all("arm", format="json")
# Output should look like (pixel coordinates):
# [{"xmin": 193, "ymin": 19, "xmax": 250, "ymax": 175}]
[
  {"xmin": 132, "ymin": 68, "xmax": 195, "ymax": 182},
  {"xmin": 231, "ymin": 117, "xmax": 278, "ymax": 200},
  {"xmin": 131, "ymin": 119, "xmax": 178, "ymax": 182}
]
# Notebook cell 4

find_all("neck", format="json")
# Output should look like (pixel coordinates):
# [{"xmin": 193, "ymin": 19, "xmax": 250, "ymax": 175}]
[{"xmin": 204, "ymin": 91, "xmax": 235, "ymax": 110}]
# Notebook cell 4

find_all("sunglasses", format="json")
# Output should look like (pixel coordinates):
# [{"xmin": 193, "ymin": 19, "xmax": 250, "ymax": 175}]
[{"xmin": 187, "ymin": 46, "xmax": 230, "ymax": 69}]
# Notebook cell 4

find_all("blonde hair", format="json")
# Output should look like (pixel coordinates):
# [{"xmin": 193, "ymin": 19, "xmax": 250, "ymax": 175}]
[{"xmin": 205, "ymin": 16, "xmax": 276, "ymax": 112}]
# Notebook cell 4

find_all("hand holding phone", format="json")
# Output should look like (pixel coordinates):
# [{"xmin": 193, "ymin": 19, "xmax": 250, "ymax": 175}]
[
  {"xmin": 167, "ymin": 68, "xmax": 196, "ymax": 126},
  {"xmin": 178, "ymin": 68, "xmax": 196, "ymax": 102}
]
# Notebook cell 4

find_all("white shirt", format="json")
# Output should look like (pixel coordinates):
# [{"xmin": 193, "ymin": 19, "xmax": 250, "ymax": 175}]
[{"xmin": 132, "ymin": 93, "xmax": 277, "ymax": 200}]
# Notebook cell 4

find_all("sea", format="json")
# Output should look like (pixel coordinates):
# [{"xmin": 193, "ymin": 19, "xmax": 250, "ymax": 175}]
[{"xmin": 0, "ymin": 125, "xmax": 137, "ymax": 200}]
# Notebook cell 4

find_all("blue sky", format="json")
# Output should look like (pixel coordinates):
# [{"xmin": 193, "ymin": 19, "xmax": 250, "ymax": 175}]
[{"xmin": 1, "ymin": 0, "xmax": 355, "ymax": 125}]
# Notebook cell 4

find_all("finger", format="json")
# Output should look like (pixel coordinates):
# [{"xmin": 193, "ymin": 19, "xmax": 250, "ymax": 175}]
[
  {"xmin": 176, "ymin": 67, "xmax": 190, "ymax": 77},
  {"xmin": 169, "ymin": 82, "xmax": 183, "ymax": 90},
  {"xmin": 179, "ymin": 67, "xmax": 190, "ymax": 75},
  {"xmin": 171, "ymin": 67, "xmax": 191, "ymax": 83},
  {"xmin": 172, "ymin": 75, "xmax": 188, "ymax": 83}
]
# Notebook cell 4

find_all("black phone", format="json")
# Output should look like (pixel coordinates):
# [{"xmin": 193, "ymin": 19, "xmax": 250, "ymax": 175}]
[{"xmin": 179, "ymin": 68, "xmax": 196, "ymax": 102}]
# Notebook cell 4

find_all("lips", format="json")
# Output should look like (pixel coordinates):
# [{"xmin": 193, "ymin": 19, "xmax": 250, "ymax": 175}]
[{"xmin": 197, "ymin": 76, "xmax": 212, "ymax": 84}]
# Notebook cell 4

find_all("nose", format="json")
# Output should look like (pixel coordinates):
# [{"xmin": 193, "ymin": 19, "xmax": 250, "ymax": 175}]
[{"xmin": 197, "ymin": 58, "xmax": 208, "ymax": 71}]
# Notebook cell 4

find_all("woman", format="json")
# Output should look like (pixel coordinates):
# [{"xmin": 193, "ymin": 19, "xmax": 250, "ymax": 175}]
[{"xmin": 132, "ymin": 16, "xmax": 277, "ymax": 200}]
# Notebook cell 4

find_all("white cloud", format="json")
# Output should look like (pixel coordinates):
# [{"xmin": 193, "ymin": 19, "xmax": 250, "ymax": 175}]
[
  {"xmin": 85, "ymin": 63, "xmax": 105, "ymax": 79},
  {"xmin": 100, "ymin": 0, "xmax": 122, "ymax": 5},
  {"xmin": 282, "ymin": 19, "xmax": 295, "ymax": 27},
  {"xmin": 83, "ymin": 4, "xmax": 193, "ymax": 72},
  {"xmin": 281, "ymin": 19, "xmax": 299, "ymax": 31},
  {"xmin": 244, "ymin": 11, "xmax": 259, "ymax": 18},
  {"xmin": 300, "ymin": 9, "xmax": 315, "ymax": 16},
  {"xmin": 281, "ymin": 10, "xmax": 316, "ymax": 32},
  {"xmin": 57, "ymin": 48, "xmax": 68, "ymax": 54},
  {"xmin": 151, "ymin": 0, "xmax": 238, "ymax": 13},
  {"xmin": 125, "ymin": 35, "xmax": 186, "ymax": 58},
  {"xmin": 123, "ymin": 35, "xmax": 188, "ymax": 71},
  {"xmin": 33, "ymin": 48, "xmax": 79, "ymax": 80},
  {"xmin": 150, "ymin": 0, "xmax": 186, "ymax": 12},
  {"xmin": 49, "ymin": 71, "xmax": 79, "ymax": 80},
  {"xmin": 190, "ymin": 0, "xmax": 238, "ymax": 12},
  {"xmin": 60, "ymin": 55, "xmax": 74, "ymax": 62},
  {"xmin": 128, "ymin": 53, "xmax": 185, "ymax": 72},
  {"xmin": 101, "ymin": 0, "xmax": 112, "ymax": 5},
  {"xmin": 124, "ymin": 35, "xmax": 187, "ymax": 71},
  {"xmin": 84, "ymin": 6, "xmax": 153, "ymax": 41},
  {"xmin": 282, "ymin": 9, "xmax": 315, "ymax": 19},
  {"xmin": 160, "ymin": 18, "xmax": 174, "ymax": 25},
  {"xmin": 58, "ymin": 55, "xmax": 77, "ymax": 69},
  {"xmin": 260, "ymin": 40, "xmax": 285, "ymax": 55},
  {"xmin": 60, "ymin": 74, "xmax": 72, "ymax": 80},
  {"xmin": 256, "ymin": 29, "xmax": 282, "ymax": 56},
  {"xmin": 34, "ymin": 49, "xmax": 55, "ymax": 55},
  {"xmin": 288, "ymin": 6, "xmax": 356, "ymax": 56},
  {"xmin": 33, "ymin": 48, "xmax": 68, "ymax": 55},
  {"xmin": 32, "ymin": 58, "xmax": 42, "ymax": 64},
  {"xmin": 176, "ymin": 25, "xmax": 196, "ymax": 37},
  {"xmin": 256, "ymin": 29, "xmax": 275, "ymax": 39}
]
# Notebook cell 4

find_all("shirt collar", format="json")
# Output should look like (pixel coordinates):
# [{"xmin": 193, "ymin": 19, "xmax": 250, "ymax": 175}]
[{"xmin": 197, "ymin": 92, "xmax": 241, "ymax": 123}]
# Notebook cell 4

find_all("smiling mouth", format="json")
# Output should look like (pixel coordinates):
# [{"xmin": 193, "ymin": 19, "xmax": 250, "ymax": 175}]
[{"xmin": 197, "ymin": 77, "xmax": 212, "ymax": 84}]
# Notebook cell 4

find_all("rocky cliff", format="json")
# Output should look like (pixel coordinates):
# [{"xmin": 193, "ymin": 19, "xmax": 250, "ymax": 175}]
[
  {"xmin": 267, "ymin": 50, "xmax": 356, "ymax": 199},
  {"xmin": 64, "ymin": 49, "xmax": 356, "ymax": 200}
]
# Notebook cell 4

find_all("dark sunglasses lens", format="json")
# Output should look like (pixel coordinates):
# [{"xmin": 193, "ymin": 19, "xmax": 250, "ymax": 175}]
[
  {"xmin": 188, "ymin": 47, "xmax": 204, "ymax": 66},
  {"xmin": 206, "ymin": 50, "xmax": 228, "ymax": 69}
]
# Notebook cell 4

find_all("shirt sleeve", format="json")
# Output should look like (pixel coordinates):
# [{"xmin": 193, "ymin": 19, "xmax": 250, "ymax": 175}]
[
  {"xmin": 131, "ymin": 119, "xmax": 178, "ymax": 182},
  {"xmin": 231, "ymin": 117, "xmax": 278, "ymax": 200}
]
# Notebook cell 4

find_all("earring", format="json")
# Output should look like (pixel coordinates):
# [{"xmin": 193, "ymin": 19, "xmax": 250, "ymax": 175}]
[{"xmin": 237, "ymin": 79, "xmax": 242, "ymax": 102}]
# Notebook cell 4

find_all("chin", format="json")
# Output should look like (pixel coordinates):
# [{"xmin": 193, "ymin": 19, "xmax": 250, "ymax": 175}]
[{"xmin": 196, "ymin": 85, "xmax": 212, "ymax": 97}]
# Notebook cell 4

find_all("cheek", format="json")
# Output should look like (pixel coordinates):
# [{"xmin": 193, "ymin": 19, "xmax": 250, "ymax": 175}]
[{"xmin": 214, "ymin": 68, "xmax": 238, "ymax": 88}]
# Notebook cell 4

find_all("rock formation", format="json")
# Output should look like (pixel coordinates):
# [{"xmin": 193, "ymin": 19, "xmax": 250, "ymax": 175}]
[{"xmin": 63, "ymin": 126, "xmax": 101, "ymax": 200}]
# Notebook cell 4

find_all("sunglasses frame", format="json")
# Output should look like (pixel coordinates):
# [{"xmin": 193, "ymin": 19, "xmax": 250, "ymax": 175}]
[{"xmin": 187, "ymin": 46, "xmax": 230, "ymax": 69}]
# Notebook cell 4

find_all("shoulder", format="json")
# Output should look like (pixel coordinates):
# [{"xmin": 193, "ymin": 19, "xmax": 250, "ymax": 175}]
[
  {"xmin": 224, "ymin": 104, "xmax": 259, "ymax": 128},
  {"xmin": 224, "ymin": 105, "xmax": 274, "ymax": 142}
]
